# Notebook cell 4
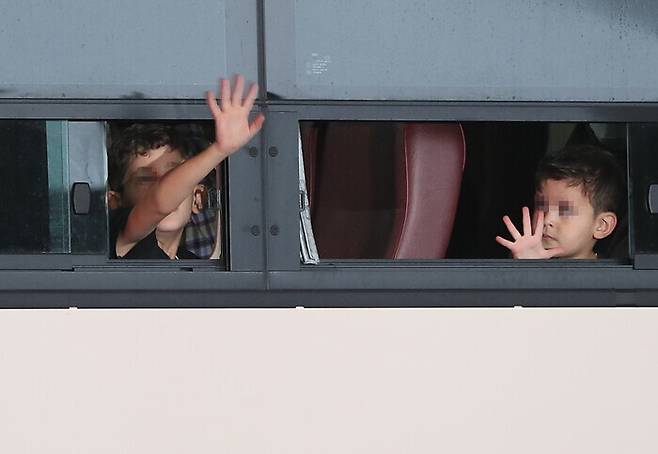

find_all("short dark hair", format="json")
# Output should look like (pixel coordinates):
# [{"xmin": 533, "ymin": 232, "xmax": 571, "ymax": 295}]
[
  {"xmin": 535, "ymin": 144, "xmax": 625, "ymax": 215},
  {"xmin": 108, "ymin": 123, "xmax": 211, "ymax": 192}
]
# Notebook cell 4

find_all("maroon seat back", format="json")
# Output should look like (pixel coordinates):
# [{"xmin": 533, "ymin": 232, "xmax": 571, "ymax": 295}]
[
  {"xmin": 387, "ymin": 123, "xmax": 465, "ymax": 259},
  {"xmin": 301, "ymin": 122, "xmax": 465, "ymax": 259}
]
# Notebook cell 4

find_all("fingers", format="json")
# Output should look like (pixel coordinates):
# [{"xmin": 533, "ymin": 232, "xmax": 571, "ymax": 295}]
[
  {"xmin": 495, "ymin": 236, "xmax": 515, "ymax": 249},
  {"xmin": 205, "ymin": 90, "xmax": 221, "ymax": 119},
  {"xmin": 243, "ymin": 82, "xmax": 259, "ymax": 110},
  {"xmin": 522, "ymin": 206, "xmax": 532, "ymax": 235},
  {"xmin": 533, "ymin": 210, "xmax": 545, "ymax": 237},
  {"xmin": 231, "ymin": 74, "xmax": 245, "ymax": 106},
  {"xmin": 215, "ymin": 76, "xmax": 258, "ymax": 112},
  {"xmin": 502, "ymin": 215, "xmax": 521, "ymax": 240},
  {"xmin": 219, "ymin": 78, "xmax": 230, "ymax": 111},
  {"xmin": 248, "ymin": 113, "xmax": 266, "ymax": 137}
]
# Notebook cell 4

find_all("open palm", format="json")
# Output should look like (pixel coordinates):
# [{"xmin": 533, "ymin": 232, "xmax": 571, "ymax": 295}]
[
  {"xmin": 205, "ymin": 75, "xmax": 265, "ymax": 156},
  {"xmin": 495, "ymin": 207, "xmax": 564, "ymax": 259}
]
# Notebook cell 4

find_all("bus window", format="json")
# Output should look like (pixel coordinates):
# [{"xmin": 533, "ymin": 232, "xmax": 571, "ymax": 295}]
[
  {"xmin": 106, "ymin": 121, "xmax": 226, "ymax": 262},
  {"xmin": 0, "ymin": 120, "xmax": 107, "ymax": 256},
  {"xmin": 299, "ymin": 121, "xmax": 629, "ymax": 262}
]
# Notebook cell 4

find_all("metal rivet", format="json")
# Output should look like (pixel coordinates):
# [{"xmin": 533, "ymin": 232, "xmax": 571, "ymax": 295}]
[
  {"xmin": 248, "ymin": 146, "xmax": 258, "ymax": 157},
  {"xmin": 268, "ymin": 146, "xmax": 279, "ymax": 157},
  {"xmin": 250, "ymin": 225, "xmax": 261, "ymax": 236},
  {"xmin": 270, "ymin": 225, "xmax": 280, "ymax": 236}
]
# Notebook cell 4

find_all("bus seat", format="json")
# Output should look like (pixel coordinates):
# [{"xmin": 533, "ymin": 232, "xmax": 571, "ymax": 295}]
[
  {"xmin": 302, "ymin": 122, "xmax": 465, "ymax": 259},
  {"xmin": 308, "ymin": 122, "xmax": 398, "ymax": 258},
  {"xmin": 387, "ymin": 123, "xmax": 466, "ymax": 259}
]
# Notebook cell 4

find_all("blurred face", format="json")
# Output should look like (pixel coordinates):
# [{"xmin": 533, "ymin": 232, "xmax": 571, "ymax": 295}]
[
  {"xmin": 535, "ymin": 179, "xmax": 598, "ymax": 259},
  {"xmin": 120, "ymin": 146, "xmax": 194, "ymax": 232}
]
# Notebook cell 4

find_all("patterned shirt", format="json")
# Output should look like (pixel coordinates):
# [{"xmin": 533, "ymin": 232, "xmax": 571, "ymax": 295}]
[{"xmin": 184, "ymin": 209, "xmax": 218, "ymax": 259}]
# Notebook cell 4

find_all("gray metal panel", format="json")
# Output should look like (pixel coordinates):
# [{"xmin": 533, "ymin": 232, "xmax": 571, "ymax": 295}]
[
  {"xmin": 264, "ymin": 112, "xmax": 301, "ymax": 271},
  {"xmin": 4, "ymin": 100, "xmax": 658, "ymax": 122},
  {"xmin": 0, "ymin": 0, "xmax": 257, "ymax": 99},
  {"xmin": 265, "ymin": 102, "xmax": 658, "ymax": 122},
  {"xmin": 268, "ymin": 264, "xmax": 658, "ymax": 291},
  {"xmin": 228, "ymin": 136, "xmax": 266, "ymax": 271},
  {"xmin": 0, "ymin": 288, "xmax": 656, "ymax": 307},
  {"xmin": 266, "ymin": 0, "xmax": 658, "ymax": 101},
  {"xmin": 2, "ymin": 267, "xmax": 657, "ymax": 307},
  {"xmin": 0, "ymin": 100, "xmax": 214, "ymax": 119},
  {"xmin": 0, "ymin": 270, "xmax": 263, "ymax": 291}
]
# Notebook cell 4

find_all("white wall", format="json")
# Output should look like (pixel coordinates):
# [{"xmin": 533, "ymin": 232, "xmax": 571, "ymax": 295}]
[{"xmin": 1, "ymin": 308, "xmax": 656, "ymax": 453}]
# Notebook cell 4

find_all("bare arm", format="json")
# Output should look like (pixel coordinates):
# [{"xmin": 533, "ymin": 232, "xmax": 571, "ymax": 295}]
[{"xmin": 117, "ymin": 75, "xmax": 265, "ymax": 253}]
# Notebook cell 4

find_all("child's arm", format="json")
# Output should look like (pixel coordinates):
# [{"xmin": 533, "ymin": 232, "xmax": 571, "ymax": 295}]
[
  {"xmin": 117, "ymin": 75, "xmax": 264, "ymax": 254},
  {"xmin": 495, "ymin": 207, "xmax": 564, "ymax": 259}
]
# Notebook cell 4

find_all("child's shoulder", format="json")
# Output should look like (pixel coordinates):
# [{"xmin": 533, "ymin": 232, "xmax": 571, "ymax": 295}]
[
  {"xmin": 109, "ymin": 207, "xmax": 198, "ymax": 259},
  {"xmin": 109, "ymin": 207, "xmax": 156, "ymax": 259}
]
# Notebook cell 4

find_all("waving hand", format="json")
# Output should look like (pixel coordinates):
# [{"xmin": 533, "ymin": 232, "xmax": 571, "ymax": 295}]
[
  {"xmin": 205, "ymin": 75, "xmax": 265, "ymax": 157},
  {"xmin": 495, "ymin": 207, "xmax": 564, "ymax": 259}
]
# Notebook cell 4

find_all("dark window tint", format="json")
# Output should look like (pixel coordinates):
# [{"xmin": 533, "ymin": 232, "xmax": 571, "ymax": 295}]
[
  {"xmin": 629, "ymin": 123, "xmax": 658, "ymax": 255},
  {"xmin": 0, "ymin": 121, "xmax": 51, "ymax": 252}
]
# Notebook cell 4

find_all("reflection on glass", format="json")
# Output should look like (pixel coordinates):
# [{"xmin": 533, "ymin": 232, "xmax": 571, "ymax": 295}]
[{"xmin": 46, "ymin": 121, "xmax": 71, "ymax": 253}]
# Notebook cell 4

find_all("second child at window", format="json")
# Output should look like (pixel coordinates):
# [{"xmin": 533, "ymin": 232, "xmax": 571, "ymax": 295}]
[{"xmin": 496, "ymin": 145, "xmax": 624, "ymax": 259}]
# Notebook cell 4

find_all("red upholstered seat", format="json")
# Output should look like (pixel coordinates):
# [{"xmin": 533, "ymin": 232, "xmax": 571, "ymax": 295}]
[
  {"xmin": 387, "ymin": 123, "xmax": 465, "ymax": 259},
  {"xmin": 301, "ymin": 122, "xmax": 465, "ymax": 259}
]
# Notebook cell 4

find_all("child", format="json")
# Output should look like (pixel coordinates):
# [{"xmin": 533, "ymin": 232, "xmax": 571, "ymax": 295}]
[
  {"xmin": 107, "ymin": 75, "xmax": 264, "ymax": 259},
  {"xmin": 495, "ymin": 145, "xmax": 624, "ymax": 259}
]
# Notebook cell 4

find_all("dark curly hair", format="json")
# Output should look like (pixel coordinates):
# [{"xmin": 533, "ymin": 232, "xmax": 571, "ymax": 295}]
[
  {"xmin": 108, "ymin": 123, "xmax": 211, "ymax": 193},
  {"xmin": 535, "ymin": 144, "xmax": 625, "ymax": 215}
]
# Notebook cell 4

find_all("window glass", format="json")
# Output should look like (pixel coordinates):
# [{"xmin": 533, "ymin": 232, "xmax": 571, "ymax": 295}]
[
  {"xmin": 0, "ymin": 120, "xmax": 107, "ymax": 255},
  {"xmin": 300, "ymin": 121, "xmax": 629, "ymax": 261},
  {"xmin": 45, "ymin": 121, "xmax": 71, "ymax": 253},
  {"xmin": 629, "ymin": 123, "xmax": 658, "ymax": 255},
  {"xmin": 0, "ymin": 121, "xmax": 52, "ymax": 253},
  {"xmin": 267, "ymin": 0, "xmax": 658, "ymax": 101},
  {"xmin": 0, "ymin": 0, "xmax": 257, "ymax": 99},
  {"xmin": 69, "ymin": 122, "xmax": 108, "ymax": 254}
]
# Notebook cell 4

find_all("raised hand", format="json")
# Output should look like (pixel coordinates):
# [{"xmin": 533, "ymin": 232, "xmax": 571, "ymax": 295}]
[
  {"xmin": 495, "ymin": 207, "xmax": 564, "ymax": 259},
  {"xmin": 205, "ymin": 75, "xmax": 265, "ymax": 157}
]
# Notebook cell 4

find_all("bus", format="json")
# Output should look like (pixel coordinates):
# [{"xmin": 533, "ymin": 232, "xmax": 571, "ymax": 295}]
[{"xmin": 1, "ymin": 1, "xmax": 658, "ymax": 453}]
